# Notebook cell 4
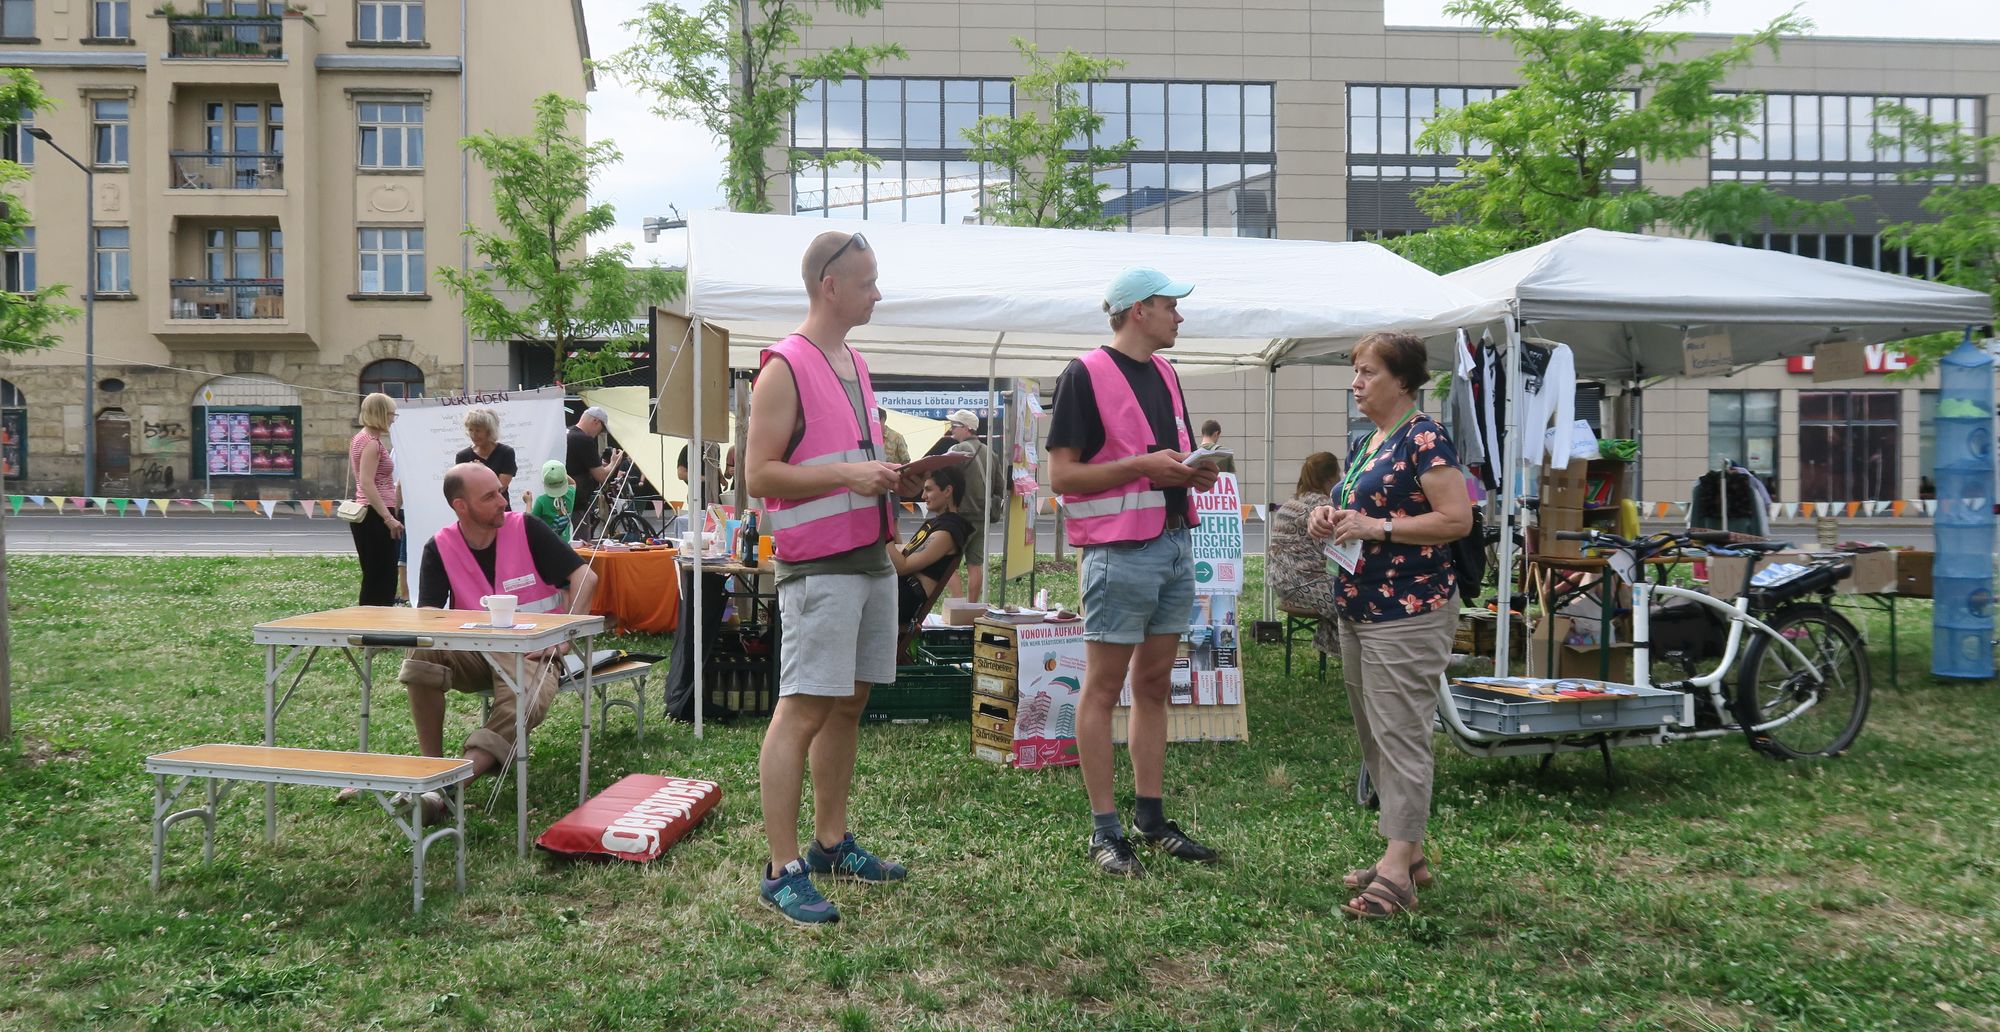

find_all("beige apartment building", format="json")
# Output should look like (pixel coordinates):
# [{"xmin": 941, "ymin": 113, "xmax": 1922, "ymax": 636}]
[
  {"xmin": 779, "ymin": 0, "xmax": 2000, "ymax": 508},
  {"xmin": 0, "ymin": 0, "xmax": 590, "ymax": 497}
]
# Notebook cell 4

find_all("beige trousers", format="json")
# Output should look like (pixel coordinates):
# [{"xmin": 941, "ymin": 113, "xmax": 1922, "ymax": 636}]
[
  {"xmin": 1337, "ymin": 603, "xmax": 1456, "ymax": 843},
  {"xmin": 398, "ymin": 649, "xmax": 559, "ymax": 767}
]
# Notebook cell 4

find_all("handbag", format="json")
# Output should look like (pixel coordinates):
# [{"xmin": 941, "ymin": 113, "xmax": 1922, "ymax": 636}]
[
  {"xmin": 1450, "ymin": 505, "xmax": 1488, "ymax": 604},
  {"xmin": 336, "ymin": 433, "xmax": 370, "ymax": 523}
]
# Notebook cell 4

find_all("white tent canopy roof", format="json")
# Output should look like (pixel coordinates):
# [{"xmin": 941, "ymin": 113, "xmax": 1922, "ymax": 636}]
[
  {"xmin": 684, "ymin": 210, "xmax": 1508, "ymax": 376},
  {"xmin": 1426, "ymin": 228, "xmax": 1994, "ymax": 381}
]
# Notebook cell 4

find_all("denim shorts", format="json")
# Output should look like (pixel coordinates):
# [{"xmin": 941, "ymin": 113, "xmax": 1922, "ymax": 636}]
[{"xmin": 1079, "ymin": 529, "xmax": 1195, "ymax": 645}]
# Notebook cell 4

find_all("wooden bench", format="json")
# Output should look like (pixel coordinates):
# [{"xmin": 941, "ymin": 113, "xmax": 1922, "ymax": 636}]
[{"xmin": 145, "ymin": 745, "xmax": 474, "ymax": 914}]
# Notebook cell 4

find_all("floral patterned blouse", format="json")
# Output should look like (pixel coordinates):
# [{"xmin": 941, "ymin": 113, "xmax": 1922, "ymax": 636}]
[{"xmin": 1335, "ymin": 414, "xmax": 1459, "ymax": 623}]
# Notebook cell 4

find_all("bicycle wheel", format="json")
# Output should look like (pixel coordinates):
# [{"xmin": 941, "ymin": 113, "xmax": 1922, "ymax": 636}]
[
  {"xmin": 1732, "ymin": 602, "xmax": 1871, "ymax": 759},
  {"xmin": 607, "ymin": 511, "xmax": 653, "ymax": 543}
]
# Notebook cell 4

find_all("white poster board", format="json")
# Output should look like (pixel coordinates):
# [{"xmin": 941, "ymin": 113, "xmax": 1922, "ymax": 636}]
[{"xmin": 390, "ymin": 387, "xmax": 568, "ymax": 607}]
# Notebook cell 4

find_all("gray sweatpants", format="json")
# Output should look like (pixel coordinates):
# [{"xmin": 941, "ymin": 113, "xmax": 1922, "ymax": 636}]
[{"xmin": 1337, "ymin": 603, "xmax": 1456, "ymax": 843}]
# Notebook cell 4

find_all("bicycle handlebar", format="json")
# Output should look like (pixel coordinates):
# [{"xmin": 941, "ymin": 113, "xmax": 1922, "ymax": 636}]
[{"xmin": 1548, "ymin": 528, "xmax": 1788, "ymax": 557}]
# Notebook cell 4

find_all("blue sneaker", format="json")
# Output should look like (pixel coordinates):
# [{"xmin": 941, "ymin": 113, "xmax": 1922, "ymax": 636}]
[
  {"xmin": 760, "ymin": 859, "xmax": 839, "ymax": 925},
  {"xmin": 806, "ymin": 832, "xmax": 908, "ymax": 884}
]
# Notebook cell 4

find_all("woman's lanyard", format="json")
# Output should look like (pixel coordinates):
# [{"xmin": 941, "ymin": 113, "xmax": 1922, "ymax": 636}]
[{"xmin": 1336, "ymin": 406, "xmax": 1420, "ymax": 509}]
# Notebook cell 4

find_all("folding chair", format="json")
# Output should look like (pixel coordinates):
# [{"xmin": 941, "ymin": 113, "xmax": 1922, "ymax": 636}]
[
  {"xmin": 897, "ymin": 551, "xmax": 964, "ymax": 661},
  {"xmin": 1278, "ymin": 600, "xmax": 1329, "ymax": 682}
]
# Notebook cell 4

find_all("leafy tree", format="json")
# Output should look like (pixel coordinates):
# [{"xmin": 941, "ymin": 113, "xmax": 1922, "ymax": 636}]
[
  {"xmin": 439, "ymin": 94, "xmax": 680, "ymax": 387},
  {"xmin": 0, "ymin": 68, "xmax": 76, "ymax": 741},
  {"xmin": 960, "ymin": 39, "xmax": 1135, "ymax": 229},
  {"xmin": 0, "ymin": 70, "xmax": 80, "ymax": 355},
  {"xmin": 1871, "ymin": 103, "xmax": 2000, "ymax": 366},
  {"xmin": 606, "ymin": 0, "xmax": 905, "ymax": 213},
  {"xmin": 1383, "ymin": 0, "xmax": 1847, "ymax": 273}
]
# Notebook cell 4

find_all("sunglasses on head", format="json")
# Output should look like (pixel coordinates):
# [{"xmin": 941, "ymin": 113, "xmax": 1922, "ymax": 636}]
[{"xmin": 817, "ymin": 233, "xmax": 869, "ymax": 282}]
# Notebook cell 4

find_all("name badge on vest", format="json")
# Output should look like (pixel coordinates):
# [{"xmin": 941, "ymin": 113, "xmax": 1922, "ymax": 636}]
[{"xmin": 502, "ymin": 573, "xmax": 537, "ymax": 592}]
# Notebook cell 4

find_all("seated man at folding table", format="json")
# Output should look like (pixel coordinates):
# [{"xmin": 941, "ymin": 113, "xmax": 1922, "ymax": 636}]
[{"xmin": 397, "ymin": 462, "xmax": 599, "ymax": 820}]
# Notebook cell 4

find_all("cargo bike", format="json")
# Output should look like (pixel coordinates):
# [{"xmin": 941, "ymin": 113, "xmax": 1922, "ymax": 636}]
[{"xmin": 1426, "ymin": 528, "xmax": 1874, "ymax": 780}]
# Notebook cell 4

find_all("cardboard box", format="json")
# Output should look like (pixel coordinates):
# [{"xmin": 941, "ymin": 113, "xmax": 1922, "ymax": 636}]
[
  {"xmin": 1537, "ymin": 505, "xmax": 1586, "ymax": 558},
  {"xmin": 1704, "ymin": 549, "xmax": 1923, "ymax": 597},
  {"xmin": 1526, "ymin": 615, "xmax": 1634, "ymax": 681},
  {"xmin": 942, "ymin": 599, "xmax": 985, "ymax": 626},
  {"xmin": 1542, "ymin": 460, "xmax": 1590, "ymax": 510}
]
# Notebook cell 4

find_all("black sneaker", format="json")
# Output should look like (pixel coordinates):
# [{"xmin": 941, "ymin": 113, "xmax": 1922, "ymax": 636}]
[
  {"xmin": 1087, "ymin": 832, "xmax": 1146, "ymax": 878},
  {"xmin": 1136, "ymin": 820, "xmax": 1220, "ymax": 864}
]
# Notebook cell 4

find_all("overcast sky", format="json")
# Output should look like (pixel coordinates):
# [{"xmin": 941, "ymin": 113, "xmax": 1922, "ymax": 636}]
[{"xmin": 580, "ymin": 0, "xmax": 2000, "ymax": 267}]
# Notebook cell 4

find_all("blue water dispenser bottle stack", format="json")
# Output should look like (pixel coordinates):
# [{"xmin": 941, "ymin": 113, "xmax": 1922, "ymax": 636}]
[{"xmin": 1931, "ymin": 341, "xmax": 1996, "ymax": 680}]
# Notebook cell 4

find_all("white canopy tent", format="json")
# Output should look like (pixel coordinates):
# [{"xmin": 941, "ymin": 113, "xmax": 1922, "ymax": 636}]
[
  {"xmin": 1367, "ymin": 228, "xmax": 1996, "ymax": 675},
  {"xmin": 674, "ymin": 210, "xmax": 1511, "ymax": 734}
]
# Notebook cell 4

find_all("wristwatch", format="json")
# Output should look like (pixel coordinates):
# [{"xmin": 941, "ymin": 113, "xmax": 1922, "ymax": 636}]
[{"xmin": 1381, "ymin": 518, "xmax": 1394, "ymax": 542}]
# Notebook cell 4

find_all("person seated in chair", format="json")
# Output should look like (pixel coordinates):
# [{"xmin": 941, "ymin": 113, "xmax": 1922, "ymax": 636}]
[
  {"xmin": 396, "ymin": 462, "xmax": 599, "ymax": 821},
  {"xmin": 887, "ymin": 465, "xmax": 972, "ymax": 627}
]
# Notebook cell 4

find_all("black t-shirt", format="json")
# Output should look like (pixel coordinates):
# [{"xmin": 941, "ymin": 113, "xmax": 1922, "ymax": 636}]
[
  {"xmin": 565, "ymin": 426, "xmax": 602, "ymax": 515},
  {"xmin": 897, "ymin": 511, "xmax": 972, "ymax": 624},
  {"xmin": 1045, "ymin": 346, "xmax": 1193, "ymax": 521},
  {"xmin": 418, "ymin": 514, "xmax": 587, "ymax": 609},
  {"xmin": 455, "ymin": 443, "xmax": 519, "ymax": 509}
]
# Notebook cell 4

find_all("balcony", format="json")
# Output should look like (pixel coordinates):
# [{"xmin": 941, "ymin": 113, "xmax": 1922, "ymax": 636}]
[
  {"xmin": 168, "ymin": 17, "xmax": 284, "ymax": 59},
  {"xmin": 170, "ymin": 152, "xmax": 284, "ymax": 190},
  {"xmin": 170, "ymin": 279, "xmax": 284, "ymax": 321}
]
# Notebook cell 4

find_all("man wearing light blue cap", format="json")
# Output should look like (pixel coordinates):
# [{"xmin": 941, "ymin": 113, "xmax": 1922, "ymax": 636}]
[{"xmin": 1046, "ymin": 267, "xmax": 1223, "ymax": 877}]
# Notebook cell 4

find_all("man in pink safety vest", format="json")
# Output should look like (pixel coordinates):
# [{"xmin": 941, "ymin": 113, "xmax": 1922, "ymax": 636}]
[
  {"xmin": 394, "ymin": 462, "xmax": 598, "ymax": 820},
  {"xmin": 1047, "ymin": 267, "xmax": 1225, "ymax": 878},
  {"xmin": 743, "ymin": 230, "xmax": 918, "ymax": 926}
]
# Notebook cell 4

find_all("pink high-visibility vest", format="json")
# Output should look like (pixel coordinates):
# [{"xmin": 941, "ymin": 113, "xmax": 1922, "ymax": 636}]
[
  {"xmin": 759, "ymin": 333, "xmax": 889, "ymax": 563},
  {"xmin": 1060, "ymin": 347, "xmax": 1199, "ymax": 547},
  {"xmin": 435, "ymin": 511, "xmax": 562, "ymax": 613}
]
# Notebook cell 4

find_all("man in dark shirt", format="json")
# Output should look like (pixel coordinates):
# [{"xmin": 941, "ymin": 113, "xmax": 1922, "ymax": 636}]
[
  {"xmin": 398, "ymin": 463, "xmax": 598, "ymax": 819},
  {"xmin": 566, "ymin": 405, "xmax": 623, "ymax": 532}
]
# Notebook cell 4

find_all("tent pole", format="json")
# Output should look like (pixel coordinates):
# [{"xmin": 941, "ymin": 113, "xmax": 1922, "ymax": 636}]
[
  {"xmin": 1493, "ymin": 314, "xmax": 1525, "ymax": 674},
  {"xmin": 1263, "ymin": 358, "xmax": 1278, "ymax": 620},
  {"xmin": 987, "ymin": 333, "xmax": 1002, "ymax": 607},
  {"xmin": 692, "ymin": 316, "xmax": 705, "ymax": 740}
]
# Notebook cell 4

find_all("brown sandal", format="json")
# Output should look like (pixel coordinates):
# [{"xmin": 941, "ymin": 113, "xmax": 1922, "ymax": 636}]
[
  {"xmin": 1341, "ymin": 856, "xmax": 1432, "ymax": 890},
  {"xmin": 1341, "ymin": 875, "xmax": 1417, "ymax": 919}
]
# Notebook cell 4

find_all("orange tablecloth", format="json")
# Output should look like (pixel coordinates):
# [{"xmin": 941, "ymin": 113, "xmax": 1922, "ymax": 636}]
[{"xmin": 574, "ymin": 547, "xmax": 682, "ymax": 634}]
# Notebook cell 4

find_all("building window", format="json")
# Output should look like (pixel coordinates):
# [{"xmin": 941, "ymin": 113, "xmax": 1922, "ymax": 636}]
[
  {"xmin": 92, "ymin": 99, "xmax": 130, "ymax": 167},
  {"xmin": 358, "ymin": 101, "xmax": 424, "ymax": 169},
  {"xmin": 1712, "ymin": 92, "xmax": 1982, "ymax": 181},
  {"xmin": 1708, "ymin": 390, "xmax": 1779, "ymax": 497},
  {"xmin": 2, "ymin": 117, "xmax": 32, "ymax": 165},
  {"xmin": 1079, "ymin": 81, "xmax": 1277, "ymax": 237},
  {"xmin": 207, "ymin": 101, "xmax": 283, "ymax": 156},
  {"xmin": 358, "ymin": 1, "xmax": 424, "ymax": 42},
  {"xmin": 1798, "ymin": 391, "xmax": 1900, "ymax": 501},
  {"xmin": 358, "ymin": 227, "xmax": 424, "ymax": 294},
  {"xmin": 1, "ymin": 0, "xmax": 32, "ymax": 37},
  {"xmin": 206, "ymin": 227, "xmax": 282, "ymax": 280},
  {"xmin": 1715, "ymin": 232, "xmax": 1940, "ymax": 279},
  {"xmin": 92, "ymin": 0, "xmax": 131, "ymax": 39},
  {"xmin": 94, "ymin": 227, "xmax": 131, "ymax": 294},
  {"xmin": 1, "ymin": 378, "xmax": 23, "ymax": 480},
  {"xmin": 360, "ymin": 358, "xmax": 425, "ymax": 399},
  {"xmin": 792, "ymin": 77, "xmax": 1012, "ymax": 224},
  {"xmin": 4, "ymin": 227, "xmax": 34, "ymax": 294}
]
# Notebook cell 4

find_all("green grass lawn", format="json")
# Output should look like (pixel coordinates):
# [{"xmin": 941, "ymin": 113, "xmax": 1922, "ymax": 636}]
[{"xmin": 2, "ymin": 554, "xmax": 1997, "ymax": 1030}]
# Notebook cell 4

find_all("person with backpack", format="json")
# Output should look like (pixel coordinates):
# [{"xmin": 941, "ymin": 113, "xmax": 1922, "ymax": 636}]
[{"xmin": 1307, "ymin": 330, "xmax": 1472, "ymax": 920}]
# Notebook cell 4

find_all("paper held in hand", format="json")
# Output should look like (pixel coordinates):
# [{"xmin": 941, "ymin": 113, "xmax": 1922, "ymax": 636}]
[
  {"xmin": 1183, "ymin": 447, "xmax": 1233, "ymax": 469},
  {"xmin": 1324, "ymin": 537, "xmax": 1361, "ymax": 575}
]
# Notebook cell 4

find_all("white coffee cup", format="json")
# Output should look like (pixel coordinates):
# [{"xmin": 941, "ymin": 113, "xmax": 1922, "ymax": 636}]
[{"xmin": 480, "ymin": 594, "xmax": 519, "ymax": 628}]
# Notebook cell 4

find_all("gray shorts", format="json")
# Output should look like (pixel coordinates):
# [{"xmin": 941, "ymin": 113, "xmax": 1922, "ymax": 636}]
[
  {"xmin": 778, "ymin": 570, "xmax": 898, "ymax": 696},
  {"xmin": 1079, "ymin": 529, "xmax": 1195, "ymax": 645}
]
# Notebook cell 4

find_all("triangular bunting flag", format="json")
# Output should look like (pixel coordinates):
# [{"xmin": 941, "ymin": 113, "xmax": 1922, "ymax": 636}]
[
  {"xmin": 651, "ymin": 501, "xmax": 664, "ymax": 520},
  {"xmin": 87, "ymin": 497, "xmax": 107, "ymax": 511},
  {"xmin": 319, "ymin": 500, "xmax": 334, "ymax": 516},
  {"xmin": 52, "ymin": 496, "xmax": 65, "ymax": 513},
  {"xmin": 197, "ymin": 499, "xmax": 215, "ymax": 512},
  {"xmin": 220, "ymin": 500, "xmax": 237, "ymax": 511},
  {"xmin": 246, "ymin": 500, "xmax": 263, "ymax": 516},
  {"xmin": 153, "ymin": 498, "xmax": 171, "ymax": 516},
  {"xmin": 298, "ymin": 499, "xmax": 312, "ymax": 519},
  {"xmin": 28, "ymin": 494, "xmax": 46, "ymax": 508},
  {"xmin": 134, "ymin": 498, "xmax": 151, "ymax": 516},
  {"xmin": 110, "ymin": 498, "xmax": 129, "ymax": 516},
  {"xmin": 1844, "ymin": 501, "xmax": 1861, "ymax": 518},
  {"xmin": 1892, "ymin": 499, "xmax": 1907, "ymax": 517},
  {"xmin": 1798, "ymin": 502, "xmax": 1815, "ymax": 518},
  {"xmin": 1923, "ymin": 499, "xmax": 1937, "ymax": 516},
  {"xmin": 7, "ymin": 495, "xmax": 21, "ymax": 516},
  {"xmin": 264, "ymin": 500, "xmax": 279, "ymax": 519}
]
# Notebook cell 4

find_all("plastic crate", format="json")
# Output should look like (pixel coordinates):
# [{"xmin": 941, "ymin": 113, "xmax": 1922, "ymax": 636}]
[
  {"xmin": 1449, "ymin": 680, "xmax": 1690, "ymax": 737},
  {"xmin": 865, "ymin": 663, "xmax": 973, "ymax": 724},
  {"xmin": 914, "ymin": 626, "xmax": 975, "ymax": 664}
]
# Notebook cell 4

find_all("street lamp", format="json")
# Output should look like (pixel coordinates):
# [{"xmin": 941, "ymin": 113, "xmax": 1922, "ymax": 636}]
[
  {"xmin": 26, "ymin": 127, "xmax": 96, "ymax": 496},
  {"xmin": 641, "ymin": 206, "xmax": 686, "ymax": 244}
]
